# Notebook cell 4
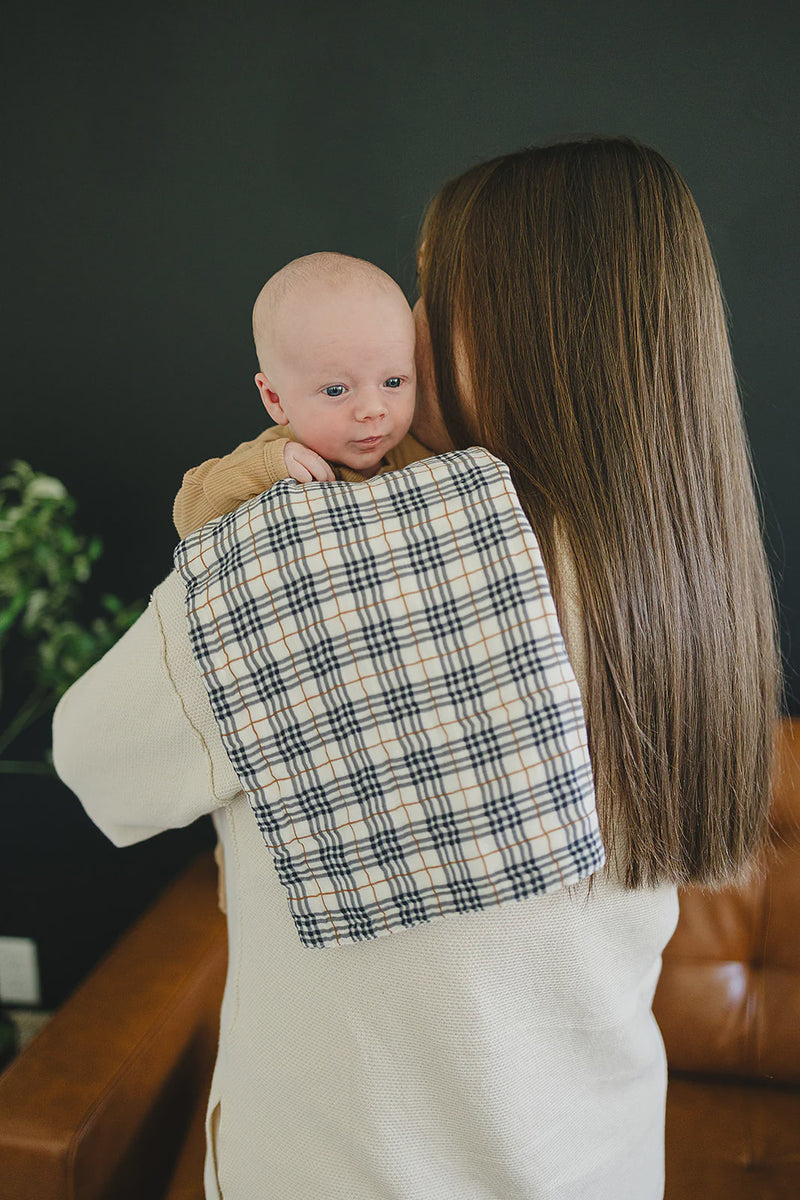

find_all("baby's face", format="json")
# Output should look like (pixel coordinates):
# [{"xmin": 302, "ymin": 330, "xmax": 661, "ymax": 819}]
[{"xmin": 259, "ymin": 283, "xmax": 417, "ymax": 477}]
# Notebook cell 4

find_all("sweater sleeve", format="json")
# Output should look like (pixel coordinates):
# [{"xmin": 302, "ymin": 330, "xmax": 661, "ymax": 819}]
[
  {"xmin": 172, "ymin": 429, "xmax": 291, "ymax": 538},
  {"xmin": 52, "ymin": 570, "xmax": 244, "ymax": 847}
]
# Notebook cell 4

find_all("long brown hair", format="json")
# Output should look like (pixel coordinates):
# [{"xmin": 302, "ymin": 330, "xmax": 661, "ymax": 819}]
[{"xmin": 418, "ymin": 137, "xmax": 782, "ymax": 889}]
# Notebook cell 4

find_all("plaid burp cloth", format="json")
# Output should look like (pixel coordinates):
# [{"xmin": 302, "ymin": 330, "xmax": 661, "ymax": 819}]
[{"xmin": 174, "ymin": 447, "xmax": 604, "ymax": 948}]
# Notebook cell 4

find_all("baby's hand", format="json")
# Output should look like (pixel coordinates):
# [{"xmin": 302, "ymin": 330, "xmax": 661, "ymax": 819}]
[{"xmin": 283, "ymin": 441, "xmax": 336, "ymax": 483}]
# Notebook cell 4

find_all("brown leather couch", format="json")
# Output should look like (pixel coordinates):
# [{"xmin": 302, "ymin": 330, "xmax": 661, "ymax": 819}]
[
  {"xmin": 0, "ymin": 854, "xmax": 226, "ymax": 1200},
  {"xmin": 653, "ymin": 716, "xmax": 800, "ymax": 1198},
  {"xmin": 1, "ymin": 720, "xmax": 798, "ymax": 1199}
]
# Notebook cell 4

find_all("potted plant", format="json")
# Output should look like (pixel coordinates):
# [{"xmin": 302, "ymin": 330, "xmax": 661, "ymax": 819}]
[
  {"xmin": 0, "ymin": 459, "xmax": 144, "ymax": 774},
  {"xmin": 0, "ymin": 460, "xmax": 212, "ymax": 1011}
]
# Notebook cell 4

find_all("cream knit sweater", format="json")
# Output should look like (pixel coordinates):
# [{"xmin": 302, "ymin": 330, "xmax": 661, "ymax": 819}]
[{"xmin": 54, "ymin": 472, "xmax": 678, "ymax": 1199}]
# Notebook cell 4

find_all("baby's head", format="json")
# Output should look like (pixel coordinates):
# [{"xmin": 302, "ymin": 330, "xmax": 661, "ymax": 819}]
[{"xmin": 253, "ymin": 252, "xmax": 416, "ymax": 477}]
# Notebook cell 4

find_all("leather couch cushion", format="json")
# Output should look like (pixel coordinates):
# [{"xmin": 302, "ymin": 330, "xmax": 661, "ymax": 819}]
[
  {"xmin": 665, "ymin": 1074, "xmax": 800, "ymax": 1199},
  {"xmin": 654, "ymin": 720, "xmax": 800, "ymax": 1085}
]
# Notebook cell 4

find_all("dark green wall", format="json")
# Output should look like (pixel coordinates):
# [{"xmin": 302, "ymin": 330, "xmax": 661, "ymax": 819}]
[
  {"xmin": 2, "ymin": 3, "xmax": 798, "ymax": 1001},
  {"xmin": 6, "ymin": 2, "xmax": 798, "ymax": 700}
]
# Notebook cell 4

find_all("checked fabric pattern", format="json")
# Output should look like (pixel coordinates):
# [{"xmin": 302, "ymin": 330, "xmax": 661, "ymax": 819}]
[{"xmin": 173, "ymin": 447, "xmax": 604, "ymax": 948}]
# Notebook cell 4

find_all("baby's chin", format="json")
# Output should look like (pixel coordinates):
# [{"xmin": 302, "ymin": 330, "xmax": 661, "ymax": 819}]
[
  {"xmin": 336, "ymin": 434, "xmax": 403, "ymax": 475},
  {"xmin": 336, "ymin": 450, "xmax": 386, "ymax": 477}
]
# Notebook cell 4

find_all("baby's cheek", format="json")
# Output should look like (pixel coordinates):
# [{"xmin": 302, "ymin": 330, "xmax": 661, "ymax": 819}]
[{"xmin": 399, "ymin": 391, "xmax": 418, "ymax": 437}]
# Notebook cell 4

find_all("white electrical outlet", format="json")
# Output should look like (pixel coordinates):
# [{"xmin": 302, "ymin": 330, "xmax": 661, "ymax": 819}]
[{"xmin": 0, "ymin": 937, "xmax": 41, "ymax": 1006}]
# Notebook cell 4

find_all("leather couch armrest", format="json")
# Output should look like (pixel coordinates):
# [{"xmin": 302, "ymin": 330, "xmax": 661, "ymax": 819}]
[{"xmin": 0, "ymin": 853, "xmax": 226, "ymax": 1200}]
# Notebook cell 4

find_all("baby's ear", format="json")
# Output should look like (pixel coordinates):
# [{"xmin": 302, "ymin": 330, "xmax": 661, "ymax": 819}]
[{"xmin": 254, "ymin": 373, "xmax": 288, "ymax": 425}]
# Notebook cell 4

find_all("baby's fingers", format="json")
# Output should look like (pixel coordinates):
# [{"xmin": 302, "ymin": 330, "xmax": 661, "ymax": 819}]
[
  {"xmin": 301, "ymin": 450, "xmax": 336, "ymax": 482},
  {"xmin": 283, "ymin": 441, "xmax": 335, "ymax": 482},
  {"xmin": 287, "ymin": 461, "xmax": 314, "ymax": 483}
]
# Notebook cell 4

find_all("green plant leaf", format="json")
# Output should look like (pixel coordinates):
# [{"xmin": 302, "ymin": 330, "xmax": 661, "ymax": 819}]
[
  {"xmin": 0, "ymin": 460, "xmax": 146, "ymax": 769},
  {"xmin": 26, "ymin": 475, "xmax": 67, "ymax": 502},
  {"xmin": 22, "ymin": 589, "xmax": 49, "ymax": 632},
  {"xmin": 0, "ymin": 592, "xmax": 27, "ymax": 637}
]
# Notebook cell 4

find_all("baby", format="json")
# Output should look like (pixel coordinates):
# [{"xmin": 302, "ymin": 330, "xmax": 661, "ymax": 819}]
[
  {"xmin": 172, "ymin": 251, "xmax": 431, "ymax": 539},
  {"xmin": 173, "ymin": 252, "xmax": 433, "ymax": 914}
]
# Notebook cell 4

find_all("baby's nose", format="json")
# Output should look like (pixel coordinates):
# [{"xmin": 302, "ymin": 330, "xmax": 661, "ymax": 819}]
[{"xmin": 356, "ymin": 392, "xmax": 389, "ymax": 420}]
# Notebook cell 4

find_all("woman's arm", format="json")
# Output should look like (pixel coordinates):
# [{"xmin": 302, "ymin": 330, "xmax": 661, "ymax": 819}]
[{"xmin": 52, "ymin": 570, "xmax": 243, "ymax": 846}]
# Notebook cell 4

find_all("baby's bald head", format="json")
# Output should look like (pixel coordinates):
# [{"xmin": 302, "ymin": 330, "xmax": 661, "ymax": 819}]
[
  {"xmin": 251, "ymin": 252, "xmax": 417, "ymax": 477},
  {"xmin": 252, "ymin": 252, "xmax": 411, "ymax": 375}
]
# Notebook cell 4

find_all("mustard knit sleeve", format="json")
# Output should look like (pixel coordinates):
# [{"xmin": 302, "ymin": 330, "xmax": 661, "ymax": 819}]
[{"xmin": 173, "ymin": 431, "xmax": 291, "ymax": 538}]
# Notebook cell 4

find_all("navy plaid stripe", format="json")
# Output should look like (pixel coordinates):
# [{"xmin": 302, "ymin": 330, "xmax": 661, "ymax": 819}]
[{"xmin": 174, "ymin": 447, "xmax": 604, "ymax": 949}]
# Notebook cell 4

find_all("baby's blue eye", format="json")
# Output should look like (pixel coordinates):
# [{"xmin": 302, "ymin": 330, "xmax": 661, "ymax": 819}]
[
  {"xmin": 323, "ymin": 385, "xmax": 346, "ymax": 398},
  {"xmin": 384, "ymin": 377, "xmax": 402, "ymax": 388}
]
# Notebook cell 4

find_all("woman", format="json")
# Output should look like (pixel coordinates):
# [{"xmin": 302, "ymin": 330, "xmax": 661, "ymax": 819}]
[
  {"xmin": 53, "ymin": 137, "xmax": 780, "ymax": 1199},
  {"xmin": 413, "ymin": 138, "xmax": 779, "ymax": 891}
]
